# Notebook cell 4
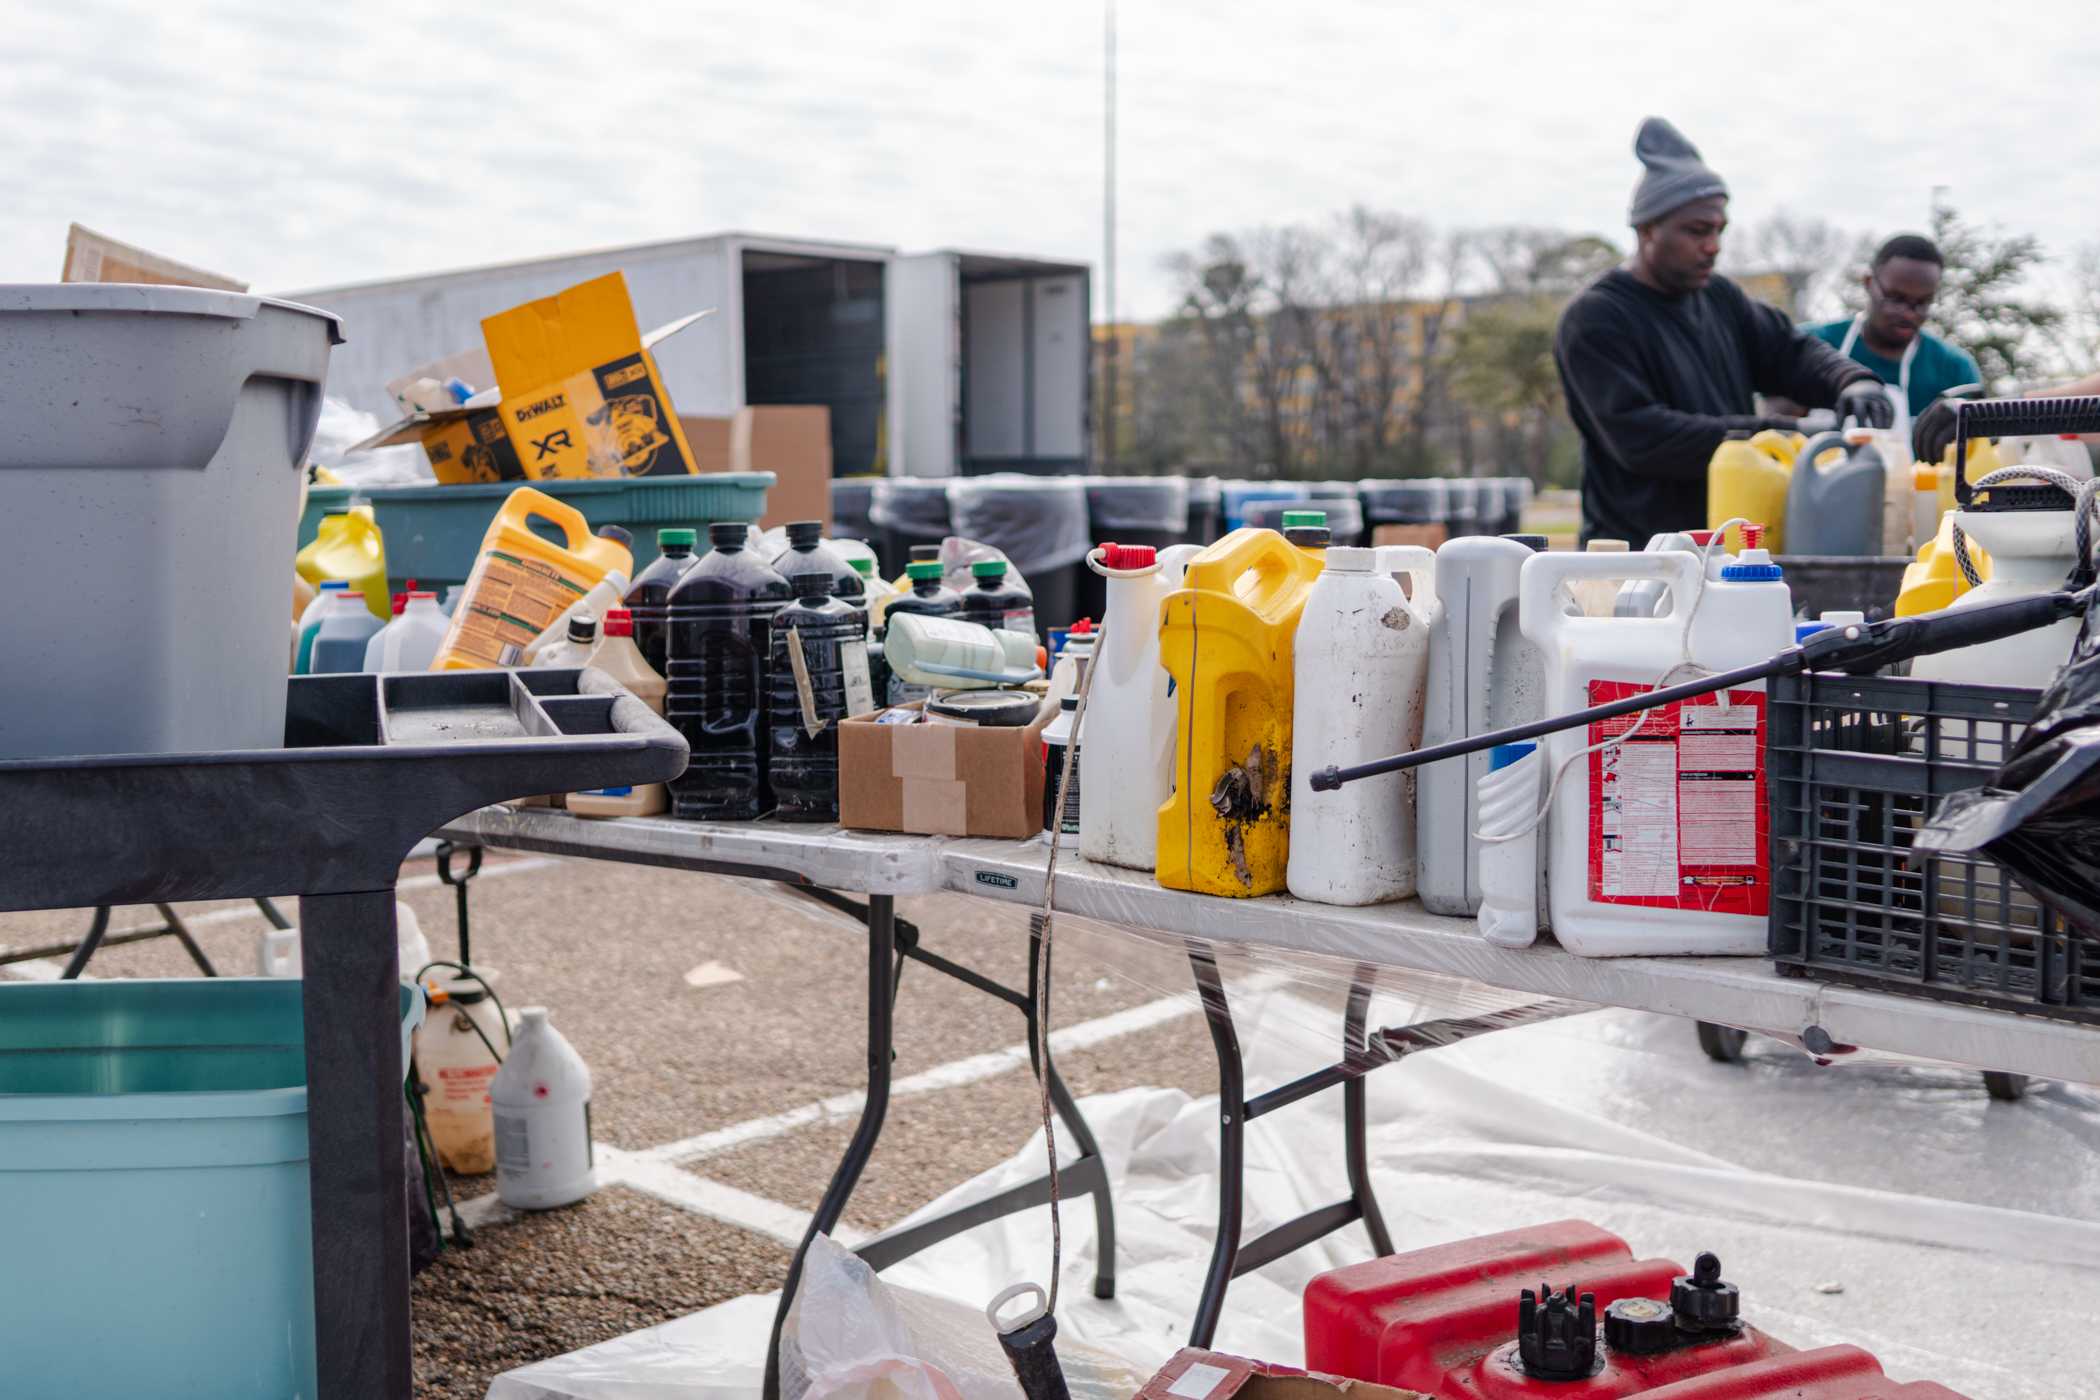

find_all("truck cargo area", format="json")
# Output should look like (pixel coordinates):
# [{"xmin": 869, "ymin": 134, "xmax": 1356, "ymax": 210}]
[{"xmin": 740, "ymin": 249, "xmax": 885, "ymax": 477}]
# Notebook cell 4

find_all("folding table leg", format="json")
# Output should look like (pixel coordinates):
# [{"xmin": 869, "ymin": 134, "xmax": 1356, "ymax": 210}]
[
  {"xmin": 1188, "ymin": 946, "xmax": 1244, "ymax": 1348},
  {"xmin": 1342, "ymin": 970, "xmax": 1394, "ymax": 1258},
  {"xmin": 766, "ymin": 892, "xmax": 897, "ymax": 1400},
  {"xmin": 299, "ymin": 889, "xmax": 412, "ymax": 1400},
  {"xmin": 1026, "ymin": 913, "xmax": 1118, "ymax": 1300}
]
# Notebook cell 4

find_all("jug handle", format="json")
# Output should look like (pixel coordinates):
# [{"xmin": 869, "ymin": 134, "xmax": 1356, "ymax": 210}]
[
  {"xmin": 1518, "ymin": 549, "xmax": 1702, "ymax": 640},
  {"xmin": 1795, "ymin": 430, "xmax": 1847, "ymax": 477},
  {"xmin": 1185, "ymin": 526, "xmax": 1307, "ymax": 601},
  {"xmin": 500, "ymin": 486, "xmax": 595, "ymax": 550},
  {"xmin": 1374, "ymin": 545, "xmax": 1439, "ymax": 616}
]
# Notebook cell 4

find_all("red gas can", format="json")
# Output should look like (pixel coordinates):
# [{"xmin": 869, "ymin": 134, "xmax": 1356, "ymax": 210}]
[{"xmin": 1303, "ymin": 1221, "xmax": 1972, "ymax": 1399}]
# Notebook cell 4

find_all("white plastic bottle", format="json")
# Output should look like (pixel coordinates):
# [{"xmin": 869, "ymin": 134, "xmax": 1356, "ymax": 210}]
[
  {"xmin": 1520, "ymin": 548, "xmax": 1792, "ymax": 956},
  {"xmin": 1078, "ymin": 542, "xmax": 1201, "ymax": 870},
  {"xmin": 883, "ymin": 613, "xmax": 1039, "ymax": 688},
  {"xmin": 415, "ymin": 974, "xmax": 508, "ymax": 1174},
  {"xmin": 1287, "ymin": 545, "xmax": 1438, "ymax": 905},
  {"xmin": 491, "ymin": 1007, "xmax": 597, "ymax": 1210},
  {"xmin": 1475, "ymin": 742, "xmax": 1543, "ymax": 947},
  {"xmin": 522, "ymin": 570, "xmax": 629, "ymax": 665},
  {"xmin": 1044, "ymin": 618, "xmax": 1098, "ymax": 709},
  {"xmin": 364, "ymin": 591, "xmax": 450, "ymax": 672},
  {"xmin": 532, "ymin": 613, "xmax": 604, "ymax": 671},
  {"xmin": 257, "ymin": 900, "xmax": 431, "ymax": 980},
  {"xmin": 567, "ymin": 608, "xmax": 671, "ymax": 818},
  {"xmin": 1417, "ymin": 537, "xmax": 1547, "ymax": 916}
]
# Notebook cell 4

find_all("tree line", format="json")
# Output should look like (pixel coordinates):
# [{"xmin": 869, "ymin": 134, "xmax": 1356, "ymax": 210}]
[{"xmin": 1101, "ymin": 197, "xmax": 2085, "ymax": 487}]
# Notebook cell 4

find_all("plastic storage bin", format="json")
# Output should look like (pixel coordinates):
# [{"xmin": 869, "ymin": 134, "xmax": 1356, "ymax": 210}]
[
  {"xmin": 1774, "ymin": 555, "xmax": 1911, "ymax": 621},
  {"xmin": 0, "ymin": 978, "xmax": 422, "ymax": 1400},
  {"xmin": 869, "ymin": 478, "xmax": 954, "ymax": 577},
  {"xmin": 0, "ymin": 284, "xmax": 340, "ymax": 759},
  {"xmin": 1220, "ymin": 481, "xmax": 1302, "ymax": 532},
  {"xmin": 1360, "ymin": 477, "xmax": 1448, "ymax": 533},
  {"xmin": 1768, "ymin": 671, "xmax": 2099, "ymax": 1022},
  {"xmin": 298, "ymin": 473, "xmax": 775, "ymax": 594},
  {"xmin": 947, "ymin": 475, "xmax": 1092, "ymax": 631},
  {"xmin": 1243, "ymin": 495, "xmax": 1367, "ymax": 546}
]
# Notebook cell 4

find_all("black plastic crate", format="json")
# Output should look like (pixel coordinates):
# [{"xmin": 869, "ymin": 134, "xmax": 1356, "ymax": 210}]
[{"xmin": 1767, "ymin": 670, "xmax": 2100, "ymax": 1022}]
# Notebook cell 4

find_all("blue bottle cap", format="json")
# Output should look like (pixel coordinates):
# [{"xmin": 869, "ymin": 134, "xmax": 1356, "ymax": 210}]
[
  {"xmin": 1721, "ymin": 562, "xmax": 1785, "ymax": 582},
  {"xmin": 1489, "ymin": 742, "xmax": 1538, "ymax": 771},
  {"xmin": 1795, "ymin": 621, "xmax": 1831, "ymax": 643}
]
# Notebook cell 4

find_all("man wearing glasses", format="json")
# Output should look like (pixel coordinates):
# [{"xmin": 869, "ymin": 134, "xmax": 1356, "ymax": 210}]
[{"xmin": 1798, "ymin": 235, "xmax": 1981, "ymax": 432}]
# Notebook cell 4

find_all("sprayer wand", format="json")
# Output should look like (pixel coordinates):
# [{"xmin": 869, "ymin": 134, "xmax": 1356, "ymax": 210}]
[{"xmin": 1310, "ymin": 587, "xmax": 2089, "ymax": 792}]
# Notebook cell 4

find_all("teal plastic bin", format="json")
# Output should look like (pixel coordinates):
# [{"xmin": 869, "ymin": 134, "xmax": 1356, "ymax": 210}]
[
  {"xmin": 0, "ymin": 978, "xmax": 422, "ymax": 1399},
  {"xmin": 300, "ymin": 473, "xmax": 776, "ymax": 592}
]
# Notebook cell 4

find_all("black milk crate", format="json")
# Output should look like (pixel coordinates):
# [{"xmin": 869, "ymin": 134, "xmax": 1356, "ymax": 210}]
[{"xmin": 1767, "ymin": 670, "xmax": 2100, "ymax": 1023}]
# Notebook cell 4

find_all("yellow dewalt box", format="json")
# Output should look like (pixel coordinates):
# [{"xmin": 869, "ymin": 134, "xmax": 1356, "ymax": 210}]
[{"xmin": 482, "ymin": 271, "xmax": 707, "ymax": 481}]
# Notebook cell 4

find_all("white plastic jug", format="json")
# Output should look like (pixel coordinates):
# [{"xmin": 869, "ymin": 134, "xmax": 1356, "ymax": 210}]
[
  {"xmin": 883, "ymin": 613, "xmax": 1039, "ymax": 689},
  {"xmin": 308, "ymin": 590, "xmax": 385, "ymax": 674},
  {"xmin": 1913, "ymin": 486, "xmax": 2085, "ymax": 695},
  {"xmin": 1287, "ymin": 545, "xmax": 1438, "ymax": 905},
  {"xmin": 1476, "ymin": 742, "xmax": 1543, "ymax": 947},
  {"xmin": 1417, "ymin": 538, "xmax": 1548, "ymax": 916},
  {"xmin": 1078, "ymin": 542, "xmax": 1201, "ymax": 870},
  {"xmin": 1520, "ymin": 550, "xmax": 1789, "ymax": 956},
  {"xmin": 522, "ymin": 570, "xmax": 629, "ymax": 666},
  {"xmin": 491, "ymin": 1007, "xmax": 597, "ymax": 1210},
  {"xmin": 363, "ymin": 592, "xmax": 449, "ymax": 672},
  {"xmin": 256, "ymin": 901, "xmax": 431, "ymax": 980}
]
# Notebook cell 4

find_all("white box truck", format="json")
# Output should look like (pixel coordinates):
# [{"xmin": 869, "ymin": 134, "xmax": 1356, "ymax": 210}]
[{"xmin": 282, "ymin": 233, "xmax": 1090, "ymax": 478}]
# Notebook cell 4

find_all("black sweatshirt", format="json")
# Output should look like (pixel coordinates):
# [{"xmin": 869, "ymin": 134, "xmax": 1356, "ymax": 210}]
[{"xmin": 1554, "ymin": 269, "xmax": 1875, "ymax": 545}]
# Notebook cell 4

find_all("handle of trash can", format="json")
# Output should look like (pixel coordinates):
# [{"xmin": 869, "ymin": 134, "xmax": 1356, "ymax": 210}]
[{"xmin": 237, "ymin": 301, "xmax": 344, "ymax": 472}]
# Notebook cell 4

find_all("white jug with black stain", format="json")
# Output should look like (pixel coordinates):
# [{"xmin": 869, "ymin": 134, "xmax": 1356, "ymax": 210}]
[{"xmin": 1287, "ymin": 545, "xmax": 1439, "ymax": 906}]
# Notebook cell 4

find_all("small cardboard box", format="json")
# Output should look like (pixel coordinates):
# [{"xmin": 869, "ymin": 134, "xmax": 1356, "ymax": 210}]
[
  {"xmin": 1370, "ymin": 523, "xmax": 1448, "ymax": 550},
  {"xmin": 1137, "ymin": 1350, "xmax": 1428, "ymax": 1400},
  {"xmin": 62, "ymin": 222, "xmax": 246, "ymax": 291},
  {"xmin": 679, "ymin": 415, "xmax": 735, "ymax": 473},
  {"xmin": 483, "ymin": 271, "xmax": 706, "ymax": 481},
  {"xmin": 838, "ymin": 701, "xmax": 1051, "ymax": 838},
  {"xmin": 734, "ymin": 405, "xmax": 832, "ymax": 530}
]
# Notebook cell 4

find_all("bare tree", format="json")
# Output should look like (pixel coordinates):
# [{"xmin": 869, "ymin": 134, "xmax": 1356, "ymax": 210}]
[
  {"xmin": 2056, "ymin": 242, "xmax": 2100, "ymax": 373},
  {"xmin": 1725, "ymin": 211, "xmax": 1855, "ymax": 320}
]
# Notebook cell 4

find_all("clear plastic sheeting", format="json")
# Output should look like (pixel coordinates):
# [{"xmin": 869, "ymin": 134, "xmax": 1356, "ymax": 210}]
[
  {"xmin": 310, "ymin": 395, "xmax": 431, "ymax": 486},
  {"xmin": 490, "ymin": 982, "xmax": 2100, "ymax": 1400},
  {"xmin": 1082, "ymin": 477, "xmax": 1189, "ymax": 535},
  {"xmin": 947, "ymin": 476, "xmax": 1093, "ymax": 576},
  {"xmin": 869, "ymin": 480, "xmax": 955, "ymax": 537}
]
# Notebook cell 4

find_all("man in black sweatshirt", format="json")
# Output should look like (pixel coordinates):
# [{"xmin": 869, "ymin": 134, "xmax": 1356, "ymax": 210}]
[{"xmin": 1554, "ymin": 117, "xmax": 1891, "ymax": 545}]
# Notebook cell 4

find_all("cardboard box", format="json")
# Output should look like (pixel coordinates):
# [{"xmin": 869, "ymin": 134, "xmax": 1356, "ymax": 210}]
[
  {"xmin": 483, "ymin": 271, "xmax": 705, "ymax": 481},
  {"xmin": 1370, "ymin": 523, "xmax": 1448, "ymax": 550},
  {"xmin": 838, "ymin": 701, "xmax": 1051, "ymax": 838},
  {"xmin": 62, "ymin": 223, "xmax": 246, "ymax": 291},
  {"xmin": 735, "ymin": 405, "xmax": 833, "ymax": 530},
  {"xmin": 679, "ymin": 415, "xmax": 734, "ymax": 473},
  {"xmin": 1138, "ymin": 1351, "xmax": 1428, "ymax": 1400}
]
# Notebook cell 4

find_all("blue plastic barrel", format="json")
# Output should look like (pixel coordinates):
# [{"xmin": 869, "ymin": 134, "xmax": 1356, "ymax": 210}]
[{"xmin": 0, "ymin": 978, "xmax": 421, "ymax": 1399}]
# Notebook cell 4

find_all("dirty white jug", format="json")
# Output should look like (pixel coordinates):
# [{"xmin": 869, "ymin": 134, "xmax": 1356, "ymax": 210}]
[
  {"xmin": 363, "ymin": 592, "xmax": 449, "ymax": 672},
  {"xmin": 1078, "ymin": 542, "xmax": 1201, "ymax": 870},
  {"xmin": 491, "ymin": 1007, "xmax": 597, "ymax": 1210},
  {"xmin": 1287, "ymin": 545, "xmax": 1438, "ymax": 905}
]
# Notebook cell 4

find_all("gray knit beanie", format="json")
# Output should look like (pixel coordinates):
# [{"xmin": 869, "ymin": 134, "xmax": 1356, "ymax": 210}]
[{"xmin": 1628, "ymin": 117, "xmax": 1728, "ymax": 227}]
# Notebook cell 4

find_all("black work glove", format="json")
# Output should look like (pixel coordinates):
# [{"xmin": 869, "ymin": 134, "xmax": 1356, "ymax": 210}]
[
  {"xmin": 1835, "ymin": 379, "xmax": 1896, "ymax": 430},
  {"xmin": 1912, "ymin": 397, "xmax": 1960, "ymax": 464}
]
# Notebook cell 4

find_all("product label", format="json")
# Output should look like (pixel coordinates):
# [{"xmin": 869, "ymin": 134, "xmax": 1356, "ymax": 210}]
[
  {"xmin": 435, "ymin": 1062, "xmax": 499, "ymax": 1108},
  {"xmin": 1586, "ymin": 681, "xmax": 1767, "ymax": 915},
  {"xmin": 495, "ymin": 1109, "xmax": 530, "ymax": 1171},
  {"xmin": 841, "ymin": 639, "xmax": 876, "ymax": 716},
  {"xmin": 786, "ymin": 626, "xmax": 825, "ymax": 735},
  {"xmin": 443, "ymin": 551, "xmax": 591, "ymax": 668}
]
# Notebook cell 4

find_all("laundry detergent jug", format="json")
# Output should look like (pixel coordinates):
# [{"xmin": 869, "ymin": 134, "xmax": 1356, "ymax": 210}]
[
  {"xmin": 1287, "ymin": 546, "xmax": 1438, "ymax": 906},
  {"xmin": 1417, "ymin": 537, "xmax": 1548, "ymax": 916},
  {"xmin": 296, "ymin": 502, "xmax": 390, "ymax": 620},
  {"xmin": 1078, "ymin": 541, "xmax": 1201, "ymax": 871},
  {"xmin": 1707, "ymin": 432, "xmax": 1789, "ymax": 554},
  {"xmin": 432, "ymin": 487, "xmax": 633, "ymax": 670},
  {"xmin": 1157, "ymin": 528, "xmax": 1324, "ymax": 896},
  {"xmin": 1783, "ymin": 430, "xmax": 1886, "ymax": 557},
  {"xmin": 1520, "ymin": 548, "xmax": 1792, "ymax": 956}
]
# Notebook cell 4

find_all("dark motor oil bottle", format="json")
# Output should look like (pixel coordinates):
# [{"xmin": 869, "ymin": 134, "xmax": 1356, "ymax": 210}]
[
  {"xmin": 623, "ymin": 527, "xmax": 699, "ymax": 676},
  {"xmin": 958, "ymin": 558, "xmax": 1037, "ymax": 638},
  {"xmin": 768, "ymin": 520, "xmax": 866, "ymax": 604},
  {"xmin": 768, "ymin": 571, "xmax": 869, "ymax": 822},
  {"xmin": 880, "ymin": 561, "xmax": 964, "ymax": 706},
  {"xmin": 666, "ymin": 522, "xmax": 792, "ymax": 820}
]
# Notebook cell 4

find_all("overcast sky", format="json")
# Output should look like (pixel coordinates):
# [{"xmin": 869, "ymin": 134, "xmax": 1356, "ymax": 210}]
[{"xmin": 8, "ymin": 0, "xmax": 2099, "ymax": 320}]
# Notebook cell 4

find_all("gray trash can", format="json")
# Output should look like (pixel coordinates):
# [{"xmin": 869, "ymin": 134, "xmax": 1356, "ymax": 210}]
[{"xmin": 0, "ymin": 285, "xmax": 340, "ymax": 759}]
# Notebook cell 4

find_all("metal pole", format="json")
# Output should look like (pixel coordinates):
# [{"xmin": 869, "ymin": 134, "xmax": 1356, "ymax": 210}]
[{"xmin": 1101, "ymin": 0, "xmax": 1118, "ymax": 468}]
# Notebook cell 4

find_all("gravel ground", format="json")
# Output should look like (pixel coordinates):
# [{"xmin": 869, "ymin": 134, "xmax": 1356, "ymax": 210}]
[{"xmin": 2, "ymin": 852, "xmax": 1224, "ymax": 1399}]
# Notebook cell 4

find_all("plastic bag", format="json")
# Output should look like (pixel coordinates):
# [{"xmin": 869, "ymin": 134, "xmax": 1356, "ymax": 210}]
[
  {"xmin": 311, "ymin": 396, "xmax": 433, "ymax": 487},
  {"xmin": 946, "ymin": 477, "xmax": 1091, "ymax": 576}
]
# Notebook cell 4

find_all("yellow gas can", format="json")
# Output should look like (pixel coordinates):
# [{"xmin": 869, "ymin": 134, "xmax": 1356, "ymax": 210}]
[
  {"xmin": 295, "ymin": 504, "xmax": 390, "ymax": 620},
  {"xmin": 1936, "ymin": 437, "xmax": 2003, "ymax": 521},
  {"xmin": 431, "ymin": 487, "xmax": 633, "ymax": 670},
  {"xmin": 1156, "ymin": 528, "xmax": 1325, "ymax": 897},
  {"xmin": 1707, "ymin": 435, "xmax": 1790, "ymax": 553},
  {"xmin": 1896, "ymin": 509, "xmax": 1990, "ymax": 617}
]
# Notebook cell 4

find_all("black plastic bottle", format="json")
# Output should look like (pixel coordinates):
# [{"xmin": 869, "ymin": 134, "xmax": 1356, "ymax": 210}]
[
  {"xmin": 768, "ymin": 520, "xmax": 866, "ymax": 604},
  {"xmin": 880, "ymin": 561, "xmax": 964, "ymax": 706},
  {"xmin": 958, "ymin": 558, "xmax": 1037, "ymax": 638},
  {"xmin": 1282, "ymin": 508, "xmax": 1331, "ymax": 550},
  {"xmin": 768, "ymin": 572, "xmax": 866, "ymax": 822},
  {"xmin": 623, "ymin": 527, "xmax": 699, "ymax": 676},
  {"xmin": 665, "ymin": 521, "xmax": 792, "ymax": 820}
]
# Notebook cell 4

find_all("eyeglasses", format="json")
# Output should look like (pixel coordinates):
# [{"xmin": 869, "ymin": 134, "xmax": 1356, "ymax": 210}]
[{"xmin": 1870, "ymin": 275, "xmax": 1935, "ymax": 316}]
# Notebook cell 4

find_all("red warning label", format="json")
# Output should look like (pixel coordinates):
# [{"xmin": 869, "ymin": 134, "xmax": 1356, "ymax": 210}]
[{"xmin": 1586, "ymin": 680, "xmax": 1767, "ymax": 916}]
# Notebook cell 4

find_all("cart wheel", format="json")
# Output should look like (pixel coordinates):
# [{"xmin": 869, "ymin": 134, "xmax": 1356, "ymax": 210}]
[
  {"xmin": 1696, "ymin": 1022, "xmax": 1749, "ymax": 1063},
  {"xmin": 1982, "ymin": 1071, "xmax": 2029, "ymax": 1102}
]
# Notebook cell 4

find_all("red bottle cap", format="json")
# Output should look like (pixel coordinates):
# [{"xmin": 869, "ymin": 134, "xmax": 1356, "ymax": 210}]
[
  {"xmin": 603, "ymin": 608, "xmax": 635, "ymax": 638},
  {"xmin": 1103, "ymin": 542, "xmax": 1157, "ymax": 570},
  {"xmin": 1742, "ymin": 523, "xmax": 1765, "ymax": 550}
]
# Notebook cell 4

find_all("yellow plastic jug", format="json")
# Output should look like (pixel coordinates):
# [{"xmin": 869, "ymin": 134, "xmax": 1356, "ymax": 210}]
[
  {"xmin": 1156, "ymin": 528, "xmax": 1325, "ymax": 897},
  {"xmin": 431, "ymin": 487, "xmax": 634, "ymax": 670},
  {"xmin": 1935, "ymin": 436, "xmax": 2002, "ymax": 520},
  {"xmin": 1707, "ymin": 435, "xmax": 1790, "ymax": 553},
  {"xmin": 1896, "ymin": 510, "xmax": 1990, "ymax": 617},
  {"xmin": 295, "ymin": 504, "xmax": 390, "ymax": 620},
  {"xmin": 1747, "ymin": 428, "xmax": 1802, "ymax": 466}
]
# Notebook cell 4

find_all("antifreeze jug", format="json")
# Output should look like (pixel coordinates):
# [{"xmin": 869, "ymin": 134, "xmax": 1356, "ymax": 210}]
[
  {"xmin": 1078, "ymin": 541, "xmax": 1201, "ymax": 871},
  {"xmin": 768, "ymin": 520, "xmax": 866, "ymax": 604},
  {"xmin": 624, "ymin": 527, "xmax": 700, "ymax": 676},
  {"xmin": 1417, "ymin": 537, "xmax": 1549, "ymax": 916},
  {"xmin": 567, "ymin": 609, "xmax": 672, "ymax": 818},
  {"xmin": 1707, "ymin": 432, "xmax": 1789, "ymax": 554},
  {"xmin": 768, "ymin": 571, "xmax": 870, "ymax": 822},
  {"xmin": 296, "ymin": 502, "xmax": 390, "ymax": 620},
  {"xmin": 1783, "ymin": 431, "xmax": 1886, "ymax": 556},
  {"xmin": 363, "ymin": 591, "xmax": 448, "ymax": 672},
  {"xmin": 1287, "ymin": 545, "xmax": 1439, "ymax": 906},
  {"xmin": 666, "ymin": 521, "xmax": 792, "ymax": 820},
  {"xmin": 308, "ymin": 588, "xmax": 386, "ymax": 674},
  {"xmin": 1912, "ymin": 471, "xmax": 2084, "ymax": 692},
  {"xmin": 1520, "ymin": 549, "xmax": 1791, "ymax": 956},
  {"xmin": 433, "ymin": 487, "xmax": 633, "ymax": 670},
  {"xmin": 1157, "ymin": 528, "xmax": 1325, "ymax": 896}
]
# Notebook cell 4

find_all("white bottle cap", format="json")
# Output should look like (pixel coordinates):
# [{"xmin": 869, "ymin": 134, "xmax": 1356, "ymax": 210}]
[{"xmin": 1323, "ymin": 546, "xmax": 1377, "ymax": 573}]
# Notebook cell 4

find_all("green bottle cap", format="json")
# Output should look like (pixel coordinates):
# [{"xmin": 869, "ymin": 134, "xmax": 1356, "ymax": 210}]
[
  {"xmin": 907, "ymin": 562, "xmax": 945, "ymax": 581},
  {"xmin": 971, "ymin": 559, "xmax": 1009, "ymax": 579},
  {"xmin": 658, "ymin": 527, "xmax": 697, "ymax": 548},
  {"xmin": 850, "ymin": 557, "xmax": 877, "ymax": 576},
  {"xmin": 1281, "ymin": 509, "xmax": 1326, "ymax": 528}
]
